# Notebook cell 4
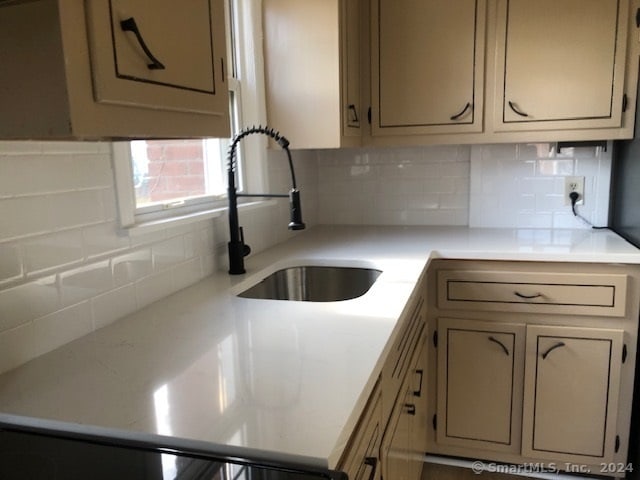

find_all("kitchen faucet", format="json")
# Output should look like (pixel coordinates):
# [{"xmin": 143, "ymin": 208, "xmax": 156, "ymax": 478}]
[{"xmin": 227, "ymin": 125, "xmax": 305, "ymax": 275}]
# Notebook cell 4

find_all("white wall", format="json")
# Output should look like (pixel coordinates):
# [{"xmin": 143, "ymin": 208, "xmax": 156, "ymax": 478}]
[{"xmin": 0, "ymin": 141, "xmax": 317, "ymax": 374}]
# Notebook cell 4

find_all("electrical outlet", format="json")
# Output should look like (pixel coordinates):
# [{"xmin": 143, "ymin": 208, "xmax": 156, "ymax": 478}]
[{"xmin": 564, "ymin": 176, "xmax": 585, "ymax": 206}]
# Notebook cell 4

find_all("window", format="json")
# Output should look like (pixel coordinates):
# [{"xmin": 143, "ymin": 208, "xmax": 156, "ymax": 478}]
[{"xmin": 112, "ymin": 0, "xmax": 265, "ymax": 230}]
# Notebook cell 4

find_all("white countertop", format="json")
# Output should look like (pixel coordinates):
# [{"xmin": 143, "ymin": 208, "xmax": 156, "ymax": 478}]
[{"xmin": 1, "ymin": 226, "xmax": 639, "ymax": 470}]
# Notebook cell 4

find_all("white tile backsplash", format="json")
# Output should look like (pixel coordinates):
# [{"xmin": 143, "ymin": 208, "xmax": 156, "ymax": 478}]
[
  {"xmin": 0, "ymin": 141, "xmax": 317, "ymax": 374},
  {"xmin": 316, "ymin": 146, "xmax": 471, "ymax": 226},
  {"xmin": 469, "ymin": 143, "xmax": 611, "ymax": 228}
]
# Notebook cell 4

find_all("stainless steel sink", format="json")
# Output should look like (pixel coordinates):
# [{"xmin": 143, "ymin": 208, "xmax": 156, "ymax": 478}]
[{"xmin": 238, "ymin": 266, "xmax": 382, "ymax": 302}]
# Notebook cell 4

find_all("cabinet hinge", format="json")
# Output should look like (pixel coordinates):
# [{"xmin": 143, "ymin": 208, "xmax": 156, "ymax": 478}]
[
  {"xmin": 433, "ymin": 330, "xmax": 438, "ymax": 348},
  {"xmin": 615, "ymin": 435, "xmax": 621, "ymax": 453},
  {"xmin": 623, "ymin": 344, "xmax": 628, "ymax": 363},
  {"xmin": 221, "ymin": 58, "xmax": 226, "ymax": 83},
  {"xmin": 367, "ymin": 107, "xmax": 372, "ymax": 125},
  {"xmin": 623, "ymin": 94, "xmax": 628, "ymax": 113},
  {"xmin": 432, "ymin": 414, "xmax": 437, "ymax": 430}
]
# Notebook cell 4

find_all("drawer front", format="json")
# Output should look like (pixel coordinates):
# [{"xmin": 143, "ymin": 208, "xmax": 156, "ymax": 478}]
[
  {"xmin": 381, "ymin": 294, "xmax": 426, "ymax": 413},
  {"xmin": 438, "ymin": 271, "xmax": 627, "ymax": 317},
  {"xmin": 339, "ymin": 387, "xmax": 382, "ymax": 480}
]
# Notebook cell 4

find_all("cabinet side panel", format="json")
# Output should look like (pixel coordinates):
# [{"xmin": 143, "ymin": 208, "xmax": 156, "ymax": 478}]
[
  {"xmin": 263, "ymin": 0, "xmax": 340, "ymax": 149},
  {"xmin": 0, "ymin": 0, "xmax": 72, "ymax": 137}
]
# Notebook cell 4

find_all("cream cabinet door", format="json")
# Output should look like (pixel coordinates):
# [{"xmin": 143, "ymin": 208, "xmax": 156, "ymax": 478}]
[
  {"xmin": 495, "ymin": 0, "xmax": 628, "ymax": 131},
  {"xmin": 436, "ymin": 318, "xmax": 525, "ymax": 452},
  {"xmin": 522, "ymin": 325, "xmax": 624, "ymax": 463},
  {"xmin": 86, "ymin": 0, "xmax": 229, "ymax": 116},
  {"xmin": 372, "ymin": 0, "xmax": 486, "ymax": 135}
]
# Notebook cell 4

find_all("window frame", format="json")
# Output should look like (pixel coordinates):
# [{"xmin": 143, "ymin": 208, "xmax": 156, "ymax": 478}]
[{"xmin": 111, "ymin": 0, "xmax": 268, "ymax": 232}]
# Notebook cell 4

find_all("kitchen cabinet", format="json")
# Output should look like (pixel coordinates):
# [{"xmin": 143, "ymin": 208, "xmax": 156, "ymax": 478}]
[
  {"xmin": 493, "ymin": 0, "xmax": 629, "ymax": 133},
  {"xmin": 367, "ymin": 0, "xmax": 639, "ymax": 146},
  {"xmin": 0, "ymin": 0, "xmax": 230, "ymax": 139},
  {"xmin": 339, "ymin": 383, "xmax": 382, "ymax": 480},
  {"xmin": 371, "ymin": 0, "xmax": 486, "ymax": 137},
  {"xmin": 263, "ymin": 0, "xmax": 362, "ymax": 149},
  {"xmin": 425, "ymin": 260, "xmax": 640, "ymax": 476},
  {"xmin": 522, "ymin": 325, "xmax": 624, "ymax": 463},
  {"xmin": 339, "ymin": 274, "xmax": 427, "ymax": 480},
  {"xmin": 436, "ymin": 318, "xmax": 524, "ymax": 453},
  {"xmin": 380, "ymin": 335, "xmax": 428, "ymax": 480}
]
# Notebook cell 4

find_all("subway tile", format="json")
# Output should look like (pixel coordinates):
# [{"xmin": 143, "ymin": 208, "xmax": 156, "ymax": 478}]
[
  {"xmin": 0, "ymin": 141, "xmax": 43, "ymax": 155},
  {"xmin": 32, "ymin": 301, "xmax": 93, "ymax": 358},
  {"xmin": 59, "ymin": 261, "xmax": 113, "ymax": 306},
  {"xmin": 0, "ymin": 323, "xmax": 36, "ymax": 375},
  {"xmin": 172, "ymin": 258, "xmax": 204, "ymax": 292},
  {"xmin": 0, "ymin": 196, "xmax": 55, "ymax": 240},
  {"xmin": 23, "ymin": 230, "xmax": 84, "ymax": 274},
  {"xmin": 83, "ymin": 222, "xmax": 130, "ymax": 258},
  {"xmin": 135, "ymin": 270, "xmax": 175, "ymax": 309},
  {"xmin": 152, "ymin": 236, "xmax": 185, "ymax": 271},
  {"xmin": 91, "ymin": 285, "xmax": 138, "ymax": 330},
  {"xmin": 48, "ymin": 190, "xmax": 106, "ymax": 229},
  {"xmin": 112, "ymin": 249, "xmax": 153, "ymax": 286},
  {"xmin": 0, "ymin": 243, "xmax": 23, "ymax": 283}
]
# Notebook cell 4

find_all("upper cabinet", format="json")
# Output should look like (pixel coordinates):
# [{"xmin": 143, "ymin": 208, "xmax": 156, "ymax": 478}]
[
  {"xmin": 0, "ymin": 0, "xmax": 230, "ymax": 139},
  {"xmin": 367, "ymin": 0, "xmax": 639, "ymax": 146},
  {"xmin": 263, "ymin": 0, "xmax": 362, "ymax": 149},
  {"xmin": 494, "ymin": 0, "xmax": 628, "ymax": 132},
  {"xmin": 371, "ymin": 0, "xmax": 486, "ymax": 136}
]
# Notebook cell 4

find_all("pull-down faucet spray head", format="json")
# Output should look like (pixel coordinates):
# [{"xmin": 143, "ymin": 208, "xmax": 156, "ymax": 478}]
[{"xmin": 226, "ymin": 125, "xmax": 305, "ymax": 275}]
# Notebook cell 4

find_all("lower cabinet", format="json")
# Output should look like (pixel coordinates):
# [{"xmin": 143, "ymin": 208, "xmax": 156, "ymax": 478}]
[
  {"xmin": 338, "ymin": 282, "xmax": 428, "ymax": 480},
  {"xmin": 436, "ymin": 318, "xmax": 524, "ymax": 453},
  {"xmin": 437, "ymin": 318, "xmax": 624, "ymax": 464},
  {"xmin": 381, "ymin": 335, "xmax": 428, "ymax": 480},
  {"xmin": 340, "ymin": 384, "xmax": 383, "ymax": 480},
  {"xmin": 427, "ymin": 260, "xmax": 640, "ymax": 476},
  {"xmin": 522, "ymin": 325, "xmax": 624, "ymax": 463}
]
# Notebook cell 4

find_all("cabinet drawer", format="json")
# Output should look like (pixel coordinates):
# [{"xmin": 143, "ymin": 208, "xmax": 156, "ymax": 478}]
[
  {"xmin": 381, "ymin": 293, "xmax": 426, "ymax": 418},
  {"xmin": 438, "ymin": 270, "xmax": 627, "ymax": 317},
  {"xmin": 339, "ymin": 385, "xmax": 382, "ymax": 480}
]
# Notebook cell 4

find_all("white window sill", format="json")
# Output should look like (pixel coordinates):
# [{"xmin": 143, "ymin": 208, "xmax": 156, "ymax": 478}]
[{"xmin": 121, "ymin": 199, "xmax": 278, "ymax": 237}]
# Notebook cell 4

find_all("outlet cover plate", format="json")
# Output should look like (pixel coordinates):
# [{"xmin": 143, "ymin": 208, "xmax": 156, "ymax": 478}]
[{"xmin": 564, "ymin": 176, "xmax": 585, "ymax": 205}]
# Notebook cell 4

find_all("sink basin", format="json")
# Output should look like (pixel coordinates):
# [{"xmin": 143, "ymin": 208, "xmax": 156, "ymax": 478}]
[{"xmin": 238, "ymin": 266, "xmax": 382, "ymax": 302}]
